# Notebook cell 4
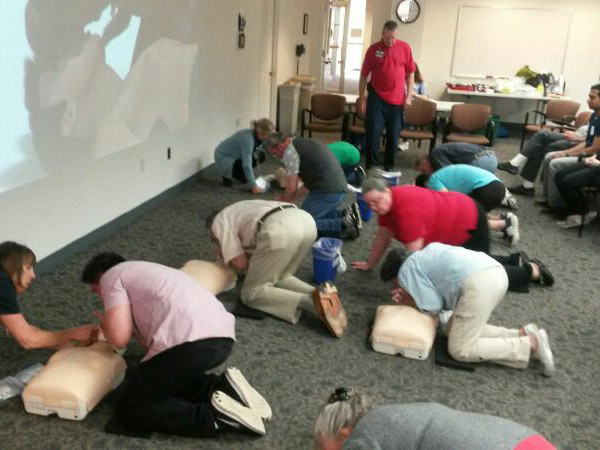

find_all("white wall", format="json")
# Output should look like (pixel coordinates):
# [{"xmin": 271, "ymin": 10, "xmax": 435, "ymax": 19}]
[
  {"xmin": 375, "ymin": 0, "xmax": 600, "ymax": 122},
  {"xmin": 1, "ymin": 0, "xmax": 321, "ymax": 260}
]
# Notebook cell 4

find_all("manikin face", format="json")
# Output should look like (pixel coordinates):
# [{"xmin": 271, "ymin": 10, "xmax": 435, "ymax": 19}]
[
  {"xmin": 382, "ymin": 29, "xmax": 397, "ymax": 47},
  {"xmin": 587, "ymin": 89, "xmax": 600, "ymax": 111},
  {"xmin": 16, "ymin": 264, "xmax": 36, "ymax": 294},
  {"xmin": 364, "ymin": 189, "xmax": 393, "ymax": 215}
]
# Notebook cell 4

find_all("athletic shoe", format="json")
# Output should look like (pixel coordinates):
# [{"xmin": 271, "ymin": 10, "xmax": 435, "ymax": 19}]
[
  {"xmin": 556, "ymin": 212, "xmax": 596, "ymax": 228},
  {"xmin": 312, "ymin": 282, "xmax": 347, "ymax": 337},
  {"xmin": 350, "ymin": 202, "xmax": 363, "ymax": 230},
  {"xmin": 503, "ymin": 213, "xmax": 520, "ymax": 247},
  {"xmin": 534, "ymin": 199, "xmax": 550, "ymax": 208},
  {"xmin": 517, "ymin": 250, "xmax": 531, "ymax": 267},
  {"xmin": 508, "ymin": 184, "xmax": 535, "ymax": 196},
  {"xmin": 497, "ymin": 161, "xmax": 519, "ymax": 175},
  {"xmin": 530, "ymin": 258, "xmax": 555, "ymax": 286},
  {"xmin": 532, "ymin": 329, "xmax": 555, "ymax": 377},
  {"xmin": 341, "ymin": 211, "xmax": 360, "ymax": 240},
  {"xmin": 505, "ymin": 192, "xmax": 519, "ymax": 210},
  {"xmin": 522, "ymin": 323, "xmax": 539, "ymax": 337},
  {"xmin": 211, "ymin": 391, "xmax": 266, "ymax": 435},
  {"xmin": 225, "ymin": 366, "xmax": 272, "ymax": 421},
  {"xmin": 398, "ymin": 141, "xmax": 410, "ymax": 151}
]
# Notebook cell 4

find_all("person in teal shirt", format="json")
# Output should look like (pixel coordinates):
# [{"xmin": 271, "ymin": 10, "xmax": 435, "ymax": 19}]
[
  {"xmin": 214, "ymin": 119, "xmax": 275, "ymax": 193},
  {"xmin": 416, "ymin": 164, "xmax": 515, "ymax": 212}
]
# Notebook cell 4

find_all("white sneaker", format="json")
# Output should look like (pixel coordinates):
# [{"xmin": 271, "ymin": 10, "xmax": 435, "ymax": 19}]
[
  {"xmin": 557, "ymin": 215, "xmax": 582, "ymax": 229},
  {"xmin": 504, "ymin": 213, "xmax": 520, "ymax": 246},
  {"xmin": 398, "ymin": 141, "xmax": 410, "ymax": 151},
  {"xmin": 225, "ymin": 366, "xmax": 272, "ymax": 421},
  {"xmin": 522, "ymin": 323, "xmax": 539, "ymax": 337},
  {"xmin": 532, "ymin": 329, "xmax": 555, "ymax": 377},
  {"xmin": 505, "ymin": 192, "xmax": 519, "ymax": 210},
  {"xmin": 211, "ymin": 391, "xmax": 266, "ymax": 435},
  {"xmin": 584, "ymin": 211, "xmax": 597, "ymax": 224}
]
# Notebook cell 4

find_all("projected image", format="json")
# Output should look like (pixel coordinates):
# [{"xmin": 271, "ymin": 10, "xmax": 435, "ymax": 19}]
[{"xmin": 0, "ymin": 1, "xmax": 199, "ymax": 193}]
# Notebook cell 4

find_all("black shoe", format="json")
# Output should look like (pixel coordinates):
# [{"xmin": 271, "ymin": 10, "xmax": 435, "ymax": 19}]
[
  {"xmin": 534, "ymin": 200, "xmax": 550, "ymax": 208},
  {"xmin": 341, "ymin": 212, "xmax": 360, "ymax": 240},
  {"xmin": 350, "ymin": 202, "xmax": 363, "ymax": 230},
  {"xmin": 539, "ymin": 206, "xmax": 569, "ymax": 217},
  {"xmin": 530, "ymin": 258, "xmax": 554, "ymax": 286},
  {"xmin": 222, "ymin": 177, "xmax": 233, "ymax": 187},
  {"xmin": 508, "ymin": 185, "xmax": 535, "ymax": 196},
  {"xmin": 498, "ymin": 161, "xmax": 519, "ymax": 175},
  {"xmin": 517, "ymin": 250, "xmax": 531, "ymax": 267}
]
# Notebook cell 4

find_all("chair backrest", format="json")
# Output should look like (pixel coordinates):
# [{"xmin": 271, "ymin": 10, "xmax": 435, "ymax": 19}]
[
  {"xmin": 405, "ymin": 98, "xmax": 437, "ymax": 127},
  {"xmin": 545, "ymin": 99, "xmax": 580, "ymax": 121},
  {"xmin": 450, "ymin": 104, "xmax": 491, "ymax": 132},
  {"xmin": 311, "ymin": 94, "xmax": 346, "ymax": 121},
  {"xmin": 575, "ymin": 111, "xmax": 592, "ymax": 128}
]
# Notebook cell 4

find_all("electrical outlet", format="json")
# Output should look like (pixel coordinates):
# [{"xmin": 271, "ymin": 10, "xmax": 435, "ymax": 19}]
[
  {"xmin": 235, "ymin": 118, "xmax": 241, "ymax": 127},
  {"xmin": 167, "ymin": 147, "xmax": 171, "ymax": 160},
  {"xmin": 140, "ymin": 158, "xmax": 145, "ymax": 172}
]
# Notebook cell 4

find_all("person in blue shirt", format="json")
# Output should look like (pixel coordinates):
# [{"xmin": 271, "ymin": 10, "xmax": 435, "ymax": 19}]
[
  {"xmin": 415, "ymin": 164, "xmax": 517, "ymax": 211},
  {"xmin": 380, "ymin": 244, "xmax": 555, "ymax": 376},
  {"xmin": 213, "ymin": 118, "xmax": 275, "ymax": 193}
]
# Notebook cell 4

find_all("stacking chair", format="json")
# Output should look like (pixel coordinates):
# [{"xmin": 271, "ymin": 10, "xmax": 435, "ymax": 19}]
[
  {"xmin": 301, "ymin": 93, "xmax": 347, "ymax": 139},
  {"xmin": 520, "ymin": 99, "xmax": 580, "ymax": 150},
  {"xmin": 348, "ymin": 99, "xmax": 366, "ymax": 145},
  {"xmin": 443, "ymin": 104, "xmax": 492, "ymax": 146},
  {"xmin": 550, "ymin": 110, "xmax": 592, "ymax": 134},
  {"xmin": 400, "ymin": 98, "xmax": 438, "ymax": 152}
]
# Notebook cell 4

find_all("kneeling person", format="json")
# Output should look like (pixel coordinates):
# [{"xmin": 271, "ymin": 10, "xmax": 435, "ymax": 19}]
[
  {"xmin": 82, "ymin": 253, "xmax": 271, "ymax": 437},
  {"xmin": 208, "ymin": 200, "xmax": 347, "ymax": 337},
  {"xmin": 380, "ymin": 244, "xmax": 555, "ymax": 376}
]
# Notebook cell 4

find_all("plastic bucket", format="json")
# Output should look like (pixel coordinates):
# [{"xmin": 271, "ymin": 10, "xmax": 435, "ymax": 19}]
[
  {"xmin": 312, "ymin": 238, "xmax": 343, "ymax": 284},
  {"xmin": 381, "ymin": 171, "xmax": 401, "ymax": 186},
  {"xmin": 356, "ymin": 193, "xmax": 373, "ymax": 222}
]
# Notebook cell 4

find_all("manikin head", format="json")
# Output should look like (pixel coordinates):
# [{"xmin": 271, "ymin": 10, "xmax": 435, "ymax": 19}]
[
  {"xmin": 414, "ymin": 154, "xmax": 434, "ymax": 175},
  {"xmin": 81, "ymin": 252, "xmax": 126, "ymax": 296},
  {"xmin": 587, "ymin": 84, "xmax": 600, "ymax": 112},
  {"xmin": 381, "ymin": 21, "xmax": 398, "ymax": 48},
  {"xmin": 314, "ymin": 388, "xmax": 372, "ymax": 450},
  {"xmin": 362, "ymin": 178, "xmax": 393, "ymax": 215},
  {"xmin": 0, "ymin": 242, "xmax": 37, "ymax": 294}
]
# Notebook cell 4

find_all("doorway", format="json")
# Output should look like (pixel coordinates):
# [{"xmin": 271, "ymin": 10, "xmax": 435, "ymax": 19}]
[{"xmin": 321, "ymin": 0, "xmax": 367, "ymax": 94}]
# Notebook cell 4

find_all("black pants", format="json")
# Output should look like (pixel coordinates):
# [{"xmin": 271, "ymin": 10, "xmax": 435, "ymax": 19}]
[
  {"xmin": 470, "ymin": 180, "xmax": 505, "ymax": 212},
  {"xmin": 462, "ymin": 200, "xmax": 530, "ymax": 292},
  {"xmin": 555, "ymin": 162, "xmax": 600, "ymax": 215},
  {"xmin": 114, "ymin": 338, "xmax": 234, "ymax": 437},
  {"xmin": 230, "ymin": 157, "xmax": 259, "ymax": 183}
]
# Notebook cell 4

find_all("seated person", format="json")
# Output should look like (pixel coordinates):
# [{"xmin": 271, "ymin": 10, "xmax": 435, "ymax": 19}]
[
  {"xmin": 415, "ymin": 164, "xmax": 517, "ymax": 211},
  {"xmin": 266, "ymin": 135, "xmax": 361, "ymax": 240},
  {"xmin": 352, "ymin": 179, "xmax": 554, "ymax": 292},
  {"xmin": 555, "ymin": 154, "xmax": 600, "ymax": 228},
  {"xmin": 206, "ymin": 200, "xmax": 347, "ymax": 337},
  {"xmin": 314, "ymin": 388, "xmax": 556, "ymax": 449},
  {"xmin": 498, "ymin": 128, "xmax": 586, "ymax": 195},
  {"xmin": 81, "ymin": 253, "xmax": 271, "ymax": 437},
  {"xmin": 328, "ymin": 141, "xmax": 365, "ymax": 187},
  {"xmin": 380, "ymin": 245, "xmax": 555, "ymax": 375},
  {"xmin": 214, "ymin": 118, "xmax": 275, "ymax": 192},
  {"xmin": 0, "ymin": 241, "xmax": 96, "ymax": 350},
  {"xmin": 537, "ymin": 85, "xmax": 600, "ymax": 211},
  {"xmin": 416, "ymin": 143, "xmax": 497, "ymax": 175}
]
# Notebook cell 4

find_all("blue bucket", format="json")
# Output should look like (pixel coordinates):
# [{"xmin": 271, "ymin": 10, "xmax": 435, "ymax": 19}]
[
  {"xmin": 356, "ymin": 193, "xmax": 372, "ymax": 222},
  {"xmin": 312, "ymin": 238, "xmax": 343, "ymax": 284},
  {"xmin": 381, "ymin": 171, "xmax": 401, "ymax": 186}
]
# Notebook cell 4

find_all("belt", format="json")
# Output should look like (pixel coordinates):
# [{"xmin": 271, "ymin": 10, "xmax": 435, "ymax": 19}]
[
  {"xmin": 473, "ymin": 149, "xmax": 494, "ymax": 160},
  {"xmin": 256, "ymin": 204, "xmax": 297, "ymax": 232}
]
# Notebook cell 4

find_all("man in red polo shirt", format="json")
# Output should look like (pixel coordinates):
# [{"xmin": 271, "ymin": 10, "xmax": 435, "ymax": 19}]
[{"xmin": 358, "ymin": 20, "xmax": 415, "ymax": 171}]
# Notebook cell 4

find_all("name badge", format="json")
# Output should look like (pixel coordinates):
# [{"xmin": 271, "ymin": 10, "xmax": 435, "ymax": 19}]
[{"xmin": 375, "ymin": 50, "xmax": 384, "ymax": 58}]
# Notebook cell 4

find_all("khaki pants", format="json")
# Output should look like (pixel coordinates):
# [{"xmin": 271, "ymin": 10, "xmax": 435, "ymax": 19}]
[
  {"xmin": 447, "ymin": 266, "xmax": 531, "ymax": 369},
  {"xmin": 241, "ymin": 208, "xmax": 317, "ymax": 323}
]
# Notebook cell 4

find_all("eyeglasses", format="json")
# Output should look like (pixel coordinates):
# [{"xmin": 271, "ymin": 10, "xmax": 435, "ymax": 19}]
[{"xmin": 328, "ymin": 387, "xmax": 351, "ymax": 404}]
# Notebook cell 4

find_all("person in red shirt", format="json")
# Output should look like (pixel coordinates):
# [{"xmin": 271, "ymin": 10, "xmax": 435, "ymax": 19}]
[
  {"xmin": 358, "ymin": 21, "xmax": 415, "ymax": 171},
  {"xmin": 352, "ymin": 179, "xmax": 554, "ymax": 292}
]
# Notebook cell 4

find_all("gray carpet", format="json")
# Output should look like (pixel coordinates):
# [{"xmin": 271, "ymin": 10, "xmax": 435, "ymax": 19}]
[{"xmin": 1, "ymin": 134, "xmax": 599, "ymax": 449}]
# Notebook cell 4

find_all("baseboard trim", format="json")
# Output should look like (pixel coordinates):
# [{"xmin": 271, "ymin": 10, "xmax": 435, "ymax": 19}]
[{"xmin": 36, "ymin": 172, "xmax": 200, "ymax": 275}]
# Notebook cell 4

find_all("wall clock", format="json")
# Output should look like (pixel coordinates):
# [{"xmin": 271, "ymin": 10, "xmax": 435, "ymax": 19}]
[{"xmin": 396, "ymin": 0, "xmax": 420, "ymax": 24}]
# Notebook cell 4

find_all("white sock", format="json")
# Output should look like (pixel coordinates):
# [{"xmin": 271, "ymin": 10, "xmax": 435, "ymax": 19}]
[
  {"xmin": 522, "ymin": 180, "xmax": 534, "ymax": 188},
  {"xmin": 510, "ymin": 154, "xmax": 528, "ymax": 167}
]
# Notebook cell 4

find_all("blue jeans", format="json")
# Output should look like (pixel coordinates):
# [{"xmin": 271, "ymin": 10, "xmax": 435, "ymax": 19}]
[
  {"xmin": 471, "ymin": 153, "xmax": 498, "ymax": 174},
  {"xmin": 365, "ymin": 89, "xmax": 403, "ymax": 170},
  {"xmin": 301, "ymin": 192, "xmax": 345, "ymax": 238}
]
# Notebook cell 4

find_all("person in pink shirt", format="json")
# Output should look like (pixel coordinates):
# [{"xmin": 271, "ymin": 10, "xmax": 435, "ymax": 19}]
[
  {"xmin": 358, "ymin": 20, "xmax": 415, "ymax": 170},
  {"xmin": 81, "ymin": 253, "xmax": 271, "ymax": 438}
]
